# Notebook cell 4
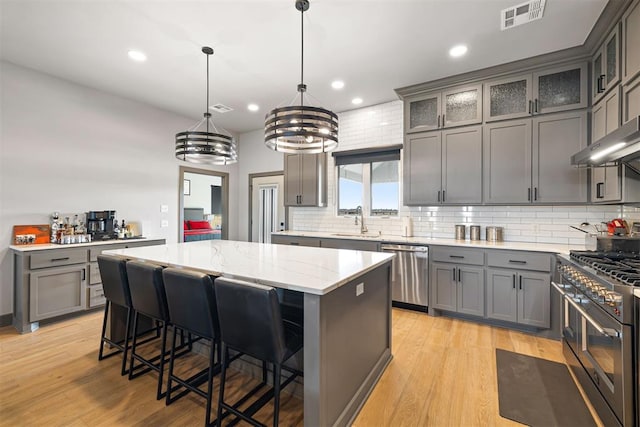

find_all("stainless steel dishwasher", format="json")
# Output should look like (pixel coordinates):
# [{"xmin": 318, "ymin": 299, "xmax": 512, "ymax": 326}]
[{"xmin": 381, "ymin": 244, "xmax": 428, "ymax": 312}]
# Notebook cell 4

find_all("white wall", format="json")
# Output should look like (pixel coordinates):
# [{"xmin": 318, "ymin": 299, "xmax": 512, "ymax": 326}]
[
  {"xmin": 237, "ymin": 128, "xmax": 285, "ymax": 241},
  {"xmin": 184, "ymin": 172, "xmax": 222, "ymax": 215},
  {"xmin": 0, "ymin": 61, "xmax": 239, "ymax": 316}
]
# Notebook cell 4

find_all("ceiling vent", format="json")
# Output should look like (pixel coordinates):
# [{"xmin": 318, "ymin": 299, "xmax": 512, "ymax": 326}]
[
  {"xmin": 209, "ymin": 103, "xmax": 233, "ymax": 113},
  {"xmin": 501, "ymin": 0, "xmax": 546, "ymax": 31}
]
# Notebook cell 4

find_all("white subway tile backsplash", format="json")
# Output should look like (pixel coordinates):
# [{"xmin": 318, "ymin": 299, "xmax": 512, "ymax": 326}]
[{"xmin": 289, "ymin": 100, "xmax": 634, "ymax": 245}]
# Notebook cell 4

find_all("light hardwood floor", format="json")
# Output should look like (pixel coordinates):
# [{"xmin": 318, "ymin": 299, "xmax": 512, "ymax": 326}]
[{"xmin": 0, "ymin": 308, "xmax": 599, "ymax": 426}]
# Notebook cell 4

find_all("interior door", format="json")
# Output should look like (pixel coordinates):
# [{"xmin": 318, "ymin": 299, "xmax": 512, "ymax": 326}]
[{"xmin": 251, "ymin": 174, "xmax": 284, "ymax": 243}]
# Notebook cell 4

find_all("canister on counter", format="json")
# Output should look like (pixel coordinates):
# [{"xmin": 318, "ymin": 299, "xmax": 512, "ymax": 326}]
[
  {"xmin": 455, "ymin": 224, "xmax": 466, "ymax": 240},
  {"xmin": 470, "ymin": 225, "xmax": 481, "ymax": 241},
  {"xmin": 486, "ymin": 226, "xmax": 504, "ymax": 242}
]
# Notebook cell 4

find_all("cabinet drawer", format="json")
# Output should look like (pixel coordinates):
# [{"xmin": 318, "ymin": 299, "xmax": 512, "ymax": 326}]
[
  {"xmin": 88, "ymin": 285, "xmax": 106, "ymax": 307},
  {"xmin": 89, "ymin": 244, "xmax": 126, "ymax": 261},
  {"xmin": 430, "ymin": 247, "xmax": 484, "ymax": 265},
  {"xmin": 486, "ymin": 250, "xmax": 551, "ymax": 272},
  {"xmin": 30, "ymin": 248, "xmax": 87, "ymax": 269},
  {"xmin": 271, "ymin": 235, "xmax": 321, "ymax": 247},
  {"xmin": 89, "ymin": 262, "xmax": 101, "ymax": 285}
]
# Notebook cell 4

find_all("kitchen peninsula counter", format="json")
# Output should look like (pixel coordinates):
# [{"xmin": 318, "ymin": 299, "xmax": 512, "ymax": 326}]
[{"xmin": 104, "ymin": 240, "xmax": 394, "ymax": 427}]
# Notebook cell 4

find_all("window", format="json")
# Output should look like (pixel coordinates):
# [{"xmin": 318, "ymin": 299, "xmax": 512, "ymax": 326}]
[{"xmin": 334, "ymin": 146, "xmax": 401, "ymax": 216}]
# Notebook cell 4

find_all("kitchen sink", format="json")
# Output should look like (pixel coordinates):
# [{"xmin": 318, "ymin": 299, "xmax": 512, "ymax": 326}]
[{"xmin": 331, "ymin": 233, "xmax": 380, "ymax": 239}]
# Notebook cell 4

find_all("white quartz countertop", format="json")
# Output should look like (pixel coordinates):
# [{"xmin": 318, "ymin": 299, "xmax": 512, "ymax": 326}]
[
  {"xmin": 104, "ymin": 240, "xmax": 394, "ymax": 296},
  {"xmin": 9, "ymin": 238, "xmax": 158, "ymax": 252},
  {"xmin": 272, "ymin": 231, "xmax": 585, "ymax": 255}
]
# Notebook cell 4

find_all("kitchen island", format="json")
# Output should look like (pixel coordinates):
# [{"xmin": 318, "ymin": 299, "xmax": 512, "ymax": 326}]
[{"xmin": 104, "ymin": 240, "xmax": 394, "ymax": 427}]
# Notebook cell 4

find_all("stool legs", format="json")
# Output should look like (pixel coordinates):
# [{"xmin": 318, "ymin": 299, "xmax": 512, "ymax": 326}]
[
  {"xmin": 98, "ymin": 301, "xmax": 132, "ymax": 376},
  {"xmin": 128, "ymin": 312, "xmax": 170, "ymax": 400}
]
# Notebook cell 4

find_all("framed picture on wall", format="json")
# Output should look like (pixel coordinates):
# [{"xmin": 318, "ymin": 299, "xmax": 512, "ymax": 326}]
[{"xmin": 184, "ymin": 179, "xmax": 191, "ymax": 195}]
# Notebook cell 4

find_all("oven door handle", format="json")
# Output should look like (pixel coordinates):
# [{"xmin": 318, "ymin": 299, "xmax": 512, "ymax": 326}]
[{"xmin": 552, "ymin": 281, "xmax": 617, "ymax": 338}]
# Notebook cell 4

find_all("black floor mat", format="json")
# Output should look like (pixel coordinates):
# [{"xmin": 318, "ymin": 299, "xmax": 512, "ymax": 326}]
[{"xmin": 496, "ymin": 349, "xmax": 596, "ymax": 427}]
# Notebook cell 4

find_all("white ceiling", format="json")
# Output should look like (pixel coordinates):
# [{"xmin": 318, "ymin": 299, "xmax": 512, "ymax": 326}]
[{"xmin": 1, "ymin": 0, "xmax": 607, "ymax": 134}]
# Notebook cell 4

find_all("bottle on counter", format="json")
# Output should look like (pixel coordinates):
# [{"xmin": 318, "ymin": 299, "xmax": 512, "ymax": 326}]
[{"xmin": 118, "ymin": 220, "xmax": 126, "ymax": 239}]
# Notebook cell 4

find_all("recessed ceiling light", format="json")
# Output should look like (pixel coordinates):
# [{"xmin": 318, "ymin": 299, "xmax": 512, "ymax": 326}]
[
  {"xmin": 248, "ymin": 103, "xmax": 259, "ymax": 112},
  {"xmin": 449, "ymin": 44, "xmax": 468, "ymax": 58},
  {"xmin": 127, "ymin": 50, "xmax": 147, "ymax": 62},
  {"xmin": 352, "ymin": 97, "xmax": 363, "ymax": 105},
  {"xmin": 331, "ymin": 80, "xmax": 345, "ymax": 90}
]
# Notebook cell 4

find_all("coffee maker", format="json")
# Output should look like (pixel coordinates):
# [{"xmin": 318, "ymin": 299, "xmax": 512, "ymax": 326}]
[{"xmin": 86, "ymin": 210, "xmax": 116, "ymax": 240}]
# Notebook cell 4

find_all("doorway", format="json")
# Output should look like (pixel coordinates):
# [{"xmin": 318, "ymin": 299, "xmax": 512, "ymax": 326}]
[
  {"xmin": 249, "ymin": 172, "xmax": 285, "ymax": 243},
  {"xmin": 179, "ymin": 166, "xmax": 229, "ymax": 242}
]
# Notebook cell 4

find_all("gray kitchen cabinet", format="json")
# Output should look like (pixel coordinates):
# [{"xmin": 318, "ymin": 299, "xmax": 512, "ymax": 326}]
[
  {"xmin": 622, "ymin": 0, "xmax": 640, "ymax": 83},
  {"xmin": 483, "ymin": 111, "xmax": 587, "ymax": 204},
  {"xmin": 483, "ymin": 119, "xmax": 532, "ymax": 203},
  {"xmin": 12, "ymin": 239, "xmax": 165, "ymax": 333},
  {"xmin": 486, "ymin": 269, "xmax": 550, "ymax": 328},
  {"xmin": 622, "ymin": 73, "xmax": 640, "ymax": 124},
  {"xmin": 404, "ymin": 126, "xmax": 482, "ymax": 205},
  {"xmin": 430, "ymin": 261, "xmax": 484, "ymax": 316},
  {"xmin": 404, "ymin": 131, "xmax": 441, "ymax": 204},
  {"xmin": 284, "ymin": 153, "xmax": 326, "ymax": 207},
  {"xmin": 29, "ymin": 264, "xmax": 86, "ymax": 321},
  {"xmin": 319, "ymin": 238, "xmax": 379, "ymax": 251},
  {"xmin": 592, "ymin": 87, "xmax": 621, "ymax": 142},
  {"xmin": 405, "ymin": 84, "xmax": 482, "ymax": 133},
  {"xmin": 593, "ymin": 25, "xmax": 621, "ymax": 104},
  {"xmin": 592, "ymin": 164, "xmax": 640, "ymax": 204},
  {"xmin": 271, "ymin": 234, "xmax": 321, "ymax": 247},
  {"xmin": 484, "ymin": 63, "xmax": 587, "ymax": 122},
  {"xmin": 533, "ymin": 111, "xmax": 588, "ymax": 203}
]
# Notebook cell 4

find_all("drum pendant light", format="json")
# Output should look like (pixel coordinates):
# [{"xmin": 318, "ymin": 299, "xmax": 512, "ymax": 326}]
[
  {"xmin": 264, "ymin": 0, "xmax": 338, "ymax": 154},
  {"xmin": 175, "ymin": 47, "xmax": 237, "ymax": 165}
]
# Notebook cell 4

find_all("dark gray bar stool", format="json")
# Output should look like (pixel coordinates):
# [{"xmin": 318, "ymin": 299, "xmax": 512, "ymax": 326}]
[
  {"xmin": 214, "ymin": 277, "xmax": 303, "ymax": 427},
  {"xmin": 126, "ymin": 260, "xmax": 181, "ymax": 400},
  {"xmin": 97, "ymin": 254, "xmax": 134, "ymax": 376},
  {"xmin": 162, "ymin": 268, "xmax": 225, "ymax": 426}
]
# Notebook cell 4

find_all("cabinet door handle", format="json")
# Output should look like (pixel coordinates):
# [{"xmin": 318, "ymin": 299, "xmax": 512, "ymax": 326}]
[
  {"xmin": 596, "ymin": 182, "xmax": 604, "ymax": 199},
  {"xmin": 519, "ymin": 275, "xmax": 523, "ymax": 290},
  {"xmin": 458, "ymin": 268, "xmax": 461, "ymax": 283},
  {"xmin": 290, "ymin": 242, "xmax": 300, "ymax": 246},
  {"xmin": 452, "ymin": 268, "xmax": 456, "ymax": 282},
  {"xmin": 509, "ymin": 260, "xmax": 527, "ymax": 264},
  {"xmin": 528, "ymin": 100, "xmax": 532, "ymax": 115},
  {"xmin": 534, "ymin": 187, "xmax": 538, "ymax": 201},
  {"xmin": 442, "ymin": 190, "xmax": 446, "ymax": 202},
  {"xmin": 534, "ymin": 98, "xmax": 539, "ymax": 113},
  {"xmin": 82, "ymin": 268, "xmax": 86, "ymax": 281},
  {"xmin": 437, "ymin": 115, "xmax": 441, "ymax": 128},
  {"xmin": 437, "ymin": 190, "xmax": 441, "ymax": 202},
  {"xmin": 527, "ymin": 188, "xmax": 531, "ymax": 201},
  {"xmin": 449, "ymin": 255, "xmax": 465, "ymax": 259},
  {"xmin": 442, "ymin": 114, "xmax": 446, "ymax": 126},
  {"xmin": 513, "ymin": 274, "xmax": 516, "ymax": 289},
  {"xmin": 51, "ymin": 257, "xmax": 70, "ymax": 262},
  {"xmin": 597, "ymin": 75, "xmax": 605, "ymax": 93}
]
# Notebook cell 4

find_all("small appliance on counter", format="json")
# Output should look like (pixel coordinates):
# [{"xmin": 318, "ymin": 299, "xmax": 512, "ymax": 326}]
[{"xmin": 86, "ymin": 210, "xmax": 116, "ymax": 241}]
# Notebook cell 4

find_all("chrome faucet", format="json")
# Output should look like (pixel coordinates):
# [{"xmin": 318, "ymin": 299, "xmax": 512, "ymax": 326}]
[{"xmin": 355, "ymin": 205, "xmax": 368, "ymax": 234}]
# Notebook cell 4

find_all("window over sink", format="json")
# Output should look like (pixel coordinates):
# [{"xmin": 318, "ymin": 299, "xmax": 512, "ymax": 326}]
[{"xmin": 333, "ymin": 146, "xmax": 401, "ymax": 216}]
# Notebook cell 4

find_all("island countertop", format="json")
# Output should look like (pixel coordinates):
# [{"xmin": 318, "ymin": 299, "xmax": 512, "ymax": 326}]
[{"xmin": 104, "ymin": 240, "xmax": 394, "ymax": 295}]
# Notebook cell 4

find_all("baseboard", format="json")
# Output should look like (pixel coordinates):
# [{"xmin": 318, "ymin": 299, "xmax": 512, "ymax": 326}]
[{"xmin": 0, "ymin": 313, "xmax": 13, "ymax": 327}]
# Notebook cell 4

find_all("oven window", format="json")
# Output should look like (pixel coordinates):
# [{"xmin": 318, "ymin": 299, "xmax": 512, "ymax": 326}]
[{"xmin": 585, "ymin": 322, "xmax": 616, "ymax": 385}]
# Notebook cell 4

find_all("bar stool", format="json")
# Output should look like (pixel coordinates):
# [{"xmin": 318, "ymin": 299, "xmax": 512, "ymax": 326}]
[
  {"xmin": 162, "ymin": 268, "xmax": 223, "ymax": 426},
  {"xmin": 214, "ymin": 277, "xmax": 303, "ymax": 427},
  {"xmin": 96, "ymin": 254, "xmax": 133, "ymax": 376},
  {"xmin": 126, "ymin": 260, "xmax": 178, "ymax": 400}
]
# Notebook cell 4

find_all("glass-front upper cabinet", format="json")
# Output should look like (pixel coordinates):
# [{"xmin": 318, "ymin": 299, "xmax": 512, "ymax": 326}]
[
  {"xmin": 405, "ymin": 92, "xmax": 441, "ymax": 132},
  {"xmin": 405, "ymin": 84, "xmax": 482, "ymax": 133},
  {"xmin": 484, "ymin": 62, "xmax": 587, "ymax": 122},
  {"xmin": 593, "ymin": 25, "xmax": 620, "ymax": 104},
  {"xmin": 484, "ymin": 74, "xmax": 532, "ymax": 122},
  {"xmin": 442, "ymin": 84, "xmax": 483, "ymax": 127}
]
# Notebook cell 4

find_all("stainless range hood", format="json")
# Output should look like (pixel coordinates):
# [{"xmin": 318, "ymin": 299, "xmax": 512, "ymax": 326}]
[{"xmin": 571, "ymin": 116, "xmax": 640, "ymax": 166}]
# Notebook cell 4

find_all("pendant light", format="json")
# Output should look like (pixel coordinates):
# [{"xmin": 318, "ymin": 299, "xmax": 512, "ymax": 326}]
[
  {"xmin": 264, "ymin": 0, "xmax": 338, "ymax": 154},
  {"xmin": 176, "ymin": 47, "xmax": 237, "ymax": 165}
]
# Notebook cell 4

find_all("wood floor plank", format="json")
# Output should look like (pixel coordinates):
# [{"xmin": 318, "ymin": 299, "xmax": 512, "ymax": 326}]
[{"xmin": 0, "ymin": 308, "xmax": 602, "ymax": 426}]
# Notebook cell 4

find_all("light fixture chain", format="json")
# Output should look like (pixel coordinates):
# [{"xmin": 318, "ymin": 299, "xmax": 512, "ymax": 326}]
[
  {"xmin": 206, "ymin": 51, "xmax": 210, "ymax": 135},
  {"xmin": 300, "ymin": 4, "xmax": 304, "ymax": 107}
]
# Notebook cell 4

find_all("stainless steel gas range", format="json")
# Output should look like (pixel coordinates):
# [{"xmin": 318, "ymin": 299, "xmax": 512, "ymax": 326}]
[{"xmin": 553, "ymin": 249, "xmax": 638, "ymax": 426}]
